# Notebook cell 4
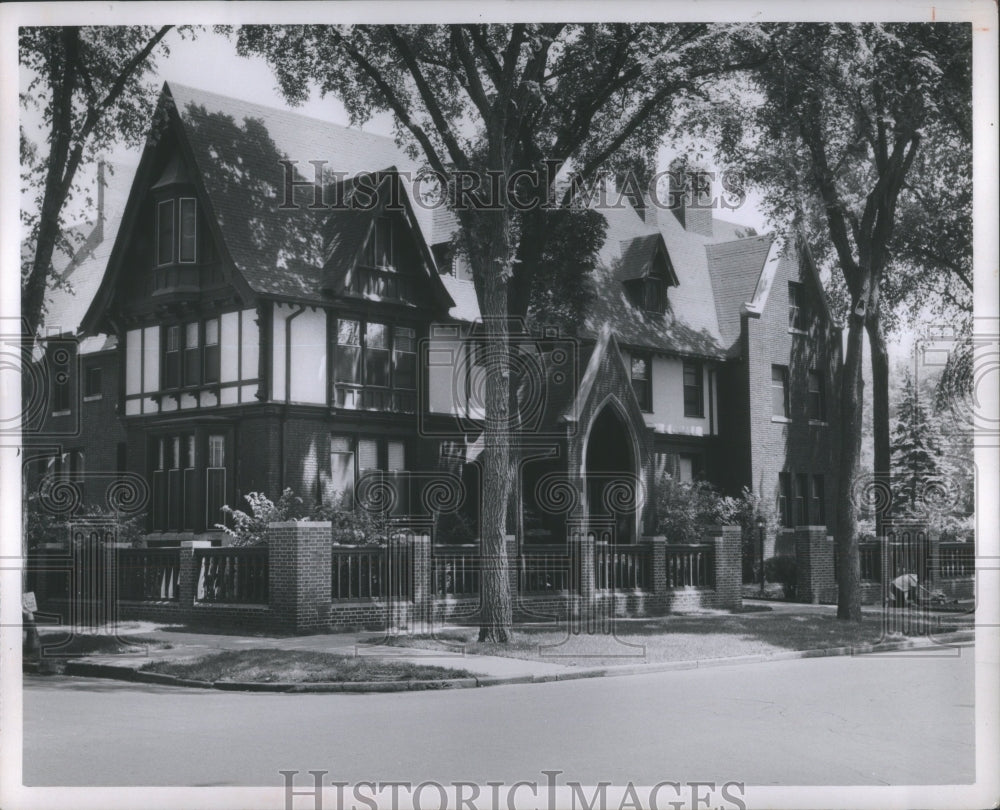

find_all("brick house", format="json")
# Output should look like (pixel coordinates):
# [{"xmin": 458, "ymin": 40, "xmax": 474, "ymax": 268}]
[{"xmin": 36, "ymin": 81, "xmax": 841, "ymax": 556}]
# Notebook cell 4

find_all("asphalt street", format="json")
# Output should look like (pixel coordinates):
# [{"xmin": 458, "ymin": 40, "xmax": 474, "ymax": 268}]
[{"xmin": 21, "ymin": 647, "xmax": 975, "ymax": 788}]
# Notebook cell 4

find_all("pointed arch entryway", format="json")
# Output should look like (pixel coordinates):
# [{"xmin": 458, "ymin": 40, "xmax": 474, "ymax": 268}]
[{"xmin": 583, "ymin": 398, "xmax": 641, "ymax": 544}]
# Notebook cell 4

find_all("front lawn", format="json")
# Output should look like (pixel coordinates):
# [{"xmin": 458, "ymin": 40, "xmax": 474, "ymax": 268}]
[
  {"xmin": 140, "ymin": 649, "xmax": 476, "ymax": 683},
  {"xmin": 374, "ymin": 610, "xmax": 966, "ymax": 667}
]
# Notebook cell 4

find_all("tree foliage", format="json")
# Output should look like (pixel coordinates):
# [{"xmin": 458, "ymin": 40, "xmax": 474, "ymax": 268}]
[
  {"xmin": 235, "ymin": 23, "xmax": 768, "ymax": 641},
  {"xmin": 19, "ymin": 25, "xmax": 180, "ymax": 337},
  {"xmin": 686, "ymin": 23, "xmax": 971, "ymax": 620}
]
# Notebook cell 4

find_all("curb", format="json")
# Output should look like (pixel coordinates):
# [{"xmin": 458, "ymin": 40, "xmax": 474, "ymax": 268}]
[{"xmin": 52, "ymin": 629, "xmax": 974, "ymax": 693}]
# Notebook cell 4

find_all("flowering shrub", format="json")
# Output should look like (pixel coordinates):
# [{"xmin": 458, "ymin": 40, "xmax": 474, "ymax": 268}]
[
  {"xmin": 216, "ymin": 488, "xmax": 303, "ymax": 546},
  {"xmin": 653, "ymin": 475, "xmax": 738, "ymax": 544}
]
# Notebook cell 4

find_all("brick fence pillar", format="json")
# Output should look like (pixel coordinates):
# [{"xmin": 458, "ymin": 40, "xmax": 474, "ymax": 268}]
[
  {"xmin": 269, "ymin": 522, "xmax": 332, "ymax": 633},
  {"xmin": 795, "ymin": 526, "xmax": 835, "ymax": 604},
  {"xmin": 642, "ymin": 536, "xmax": 667, "ymax": 595},
  {"xmin": 403, "ymin": 532, "xmax": 432, "ymax": 633},
  {"xmin": 178, "ymin": 539, "xmax": 210, "ymax": 609},
  {"xmin": 705, "ymin": 525, "xmax": 741, "ymax": 610}
]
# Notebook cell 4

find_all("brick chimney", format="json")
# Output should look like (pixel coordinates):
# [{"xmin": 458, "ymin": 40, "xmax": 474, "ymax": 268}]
[
  {"xmin": 615, "ymin": 170, "xmax": 658, "ymax": 227},
  {"xmin": 668, "ymin": 157, "xmax": 713, "ymax": 237}
]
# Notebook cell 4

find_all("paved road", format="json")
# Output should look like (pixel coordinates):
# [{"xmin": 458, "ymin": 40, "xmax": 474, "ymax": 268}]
[{"xmin": 21, "ymin": 647, "xmax": 975, "ymax": 788}]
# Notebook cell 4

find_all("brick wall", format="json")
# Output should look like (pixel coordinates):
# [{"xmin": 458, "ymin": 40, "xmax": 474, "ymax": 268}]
[
  {"xmin": 743, "ymin": 247, "xmax": 841, "ymax": 542},
  {"xmin": 794, "ymin": 526, "xmax": 836, "ymax": 603}
]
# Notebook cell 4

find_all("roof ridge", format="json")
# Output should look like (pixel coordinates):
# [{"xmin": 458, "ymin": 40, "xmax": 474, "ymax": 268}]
[{"xmin": 165, "ymin": 81, "xmax": 398, "ymax": 148}]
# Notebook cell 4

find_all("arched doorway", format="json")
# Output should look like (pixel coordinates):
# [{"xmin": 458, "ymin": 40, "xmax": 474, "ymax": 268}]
[{"xmin": 584, "ymin": 403, "xmax": 638, "ymax": 544}]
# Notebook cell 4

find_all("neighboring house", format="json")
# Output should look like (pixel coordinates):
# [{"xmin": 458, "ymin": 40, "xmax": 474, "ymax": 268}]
[
  {"xmin": 24, "ymin": 163, "xmax": 130, "ymax": 512},
  {"xmin": 48, "ymin": 81, "xmax": 840, "ymax": 548}
]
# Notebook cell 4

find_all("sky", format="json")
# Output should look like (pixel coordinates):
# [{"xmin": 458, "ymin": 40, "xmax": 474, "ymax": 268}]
[{"xmin": 20, "ymin": 25, "xmax": 771, "ymax": 235}]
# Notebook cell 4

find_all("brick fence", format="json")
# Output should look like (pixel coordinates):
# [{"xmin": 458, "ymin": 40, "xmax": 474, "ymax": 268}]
[
  {"xmin": 791, "ymin": 524, "xmax": 975, "ymax": 604},
  {"xmin": 34, "ymin": 522, "xmax": 744, "ymax": 635}
]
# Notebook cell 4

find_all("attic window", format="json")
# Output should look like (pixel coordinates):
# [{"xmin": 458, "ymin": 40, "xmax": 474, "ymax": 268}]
[
  {"xmin": 156, "ymin": 197, "xmax": 198, "ymax": 266},
  {"xmin": 626, "ymin": 277, "xmax": 666, "ymax": 314}
]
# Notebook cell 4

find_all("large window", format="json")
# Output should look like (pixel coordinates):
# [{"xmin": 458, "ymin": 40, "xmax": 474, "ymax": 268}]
[
  {"xmin": 771, "ymin": 365, "xmax": 789, "ymax": 418},
  {"xmin": 156, "ymin": 197, "xmax": 197, "ymax": 266},
  {"xmin": 788, "ymin": 281, "xmax": 806, "ymax": 331},
  {"xmin": 683, "ymin": 360, "xmax": 704, "ymax": 418},
  {"xmin": 330, "ymin": 434, "xmax": 408, "ymax": 512},
  {"xmin": 630, "ymin": 354, "xmax": 652, "ymax": 412},
  {"xmin": 333, "ymin": 318, "xmax": 418, "ymax": 410},
  {"xmin": 162, "ymin": 318, "xmax": 223, "ymax": 390},
  {"xmin": 808, "ymin": 370, "xmax": 825, "ymax": 421},
  {"xmin": 151, "ymin": 432, "xmax": 227, "ymax": 532}
]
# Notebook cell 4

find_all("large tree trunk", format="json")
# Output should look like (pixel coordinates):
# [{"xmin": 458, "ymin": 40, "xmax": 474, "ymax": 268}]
[
  {"xmin": 866, "ymin": 314, "xmax": 891, "ymax": 539},
  {"xmin": 836, "ymin": 308, "xmax": 866, "ymax": 621},
  {"xmin": 471, "ymin": 209, "xmax": 515, "ymax": 643}
]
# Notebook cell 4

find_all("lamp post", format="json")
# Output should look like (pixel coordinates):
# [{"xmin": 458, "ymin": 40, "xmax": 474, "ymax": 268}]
[{"xmin": 756, "ymin": 515, "xmax": 766, "ymax": 596}]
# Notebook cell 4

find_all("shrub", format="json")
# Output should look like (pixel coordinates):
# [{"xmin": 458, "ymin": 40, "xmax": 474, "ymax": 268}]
[
  {"xmin": 312, "ymin": 490, "xmax": 392, "ymax": 546},
  {"xmin": 764, "ymin": 555, "xmax": 798, "ymax": 600},
  {"xmin": 654, "ymin": 475, "xmax": 737, "ymax": 544},
  {"xmin": 25, "ymin": 494, "xmax": 146, "ymax": 548},
  {"xmin": 216, "ymin": 488, "xmax": 303, "ymax": 546}
]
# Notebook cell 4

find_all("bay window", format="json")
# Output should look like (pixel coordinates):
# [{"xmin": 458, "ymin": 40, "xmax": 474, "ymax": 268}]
[{"xmin": 333, "ymin": 317, "xmax": 418, "ymax": 411}]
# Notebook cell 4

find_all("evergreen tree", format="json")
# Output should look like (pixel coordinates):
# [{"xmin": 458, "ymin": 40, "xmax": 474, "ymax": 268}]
[{"xmin": 891, "ymin": 370, "xmax": 942, "ymax": 515}]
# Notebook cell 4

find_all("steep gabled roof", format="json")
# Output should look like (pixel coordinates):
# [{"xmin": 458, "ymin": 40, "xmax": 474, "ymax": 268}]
[
  {"xmin": 706, "ymin": 233, "xmax": 774, "ymax": 351},
  {"xmin": 83, "ymin": 83, "xmax": 452, "ymax": 329},
  {"xmin": 580, "ymin": 203, "xmax": 730, "ymax": 360}
]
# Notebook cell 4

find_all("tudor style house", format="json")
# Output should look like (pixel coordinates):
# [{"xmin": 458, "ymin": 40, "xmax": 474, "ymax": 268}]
[{"xmin": 36, "ymin": 81, "xmax": 842, "ymax": 554}]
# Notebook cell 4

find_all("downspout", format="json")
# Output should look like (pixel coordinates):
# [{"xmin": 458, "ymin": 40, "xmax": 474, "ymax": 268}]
[{"xmin": 280, "ymin": 305, "xmax": 306, "ymax": 493}]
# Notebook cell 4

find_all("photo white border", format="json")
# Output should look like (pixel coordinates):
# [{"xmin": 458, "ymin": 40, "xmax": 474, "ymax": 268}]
[{"xmin": 1, "ymin": 2, "xmax": 996, "ymax": 809}]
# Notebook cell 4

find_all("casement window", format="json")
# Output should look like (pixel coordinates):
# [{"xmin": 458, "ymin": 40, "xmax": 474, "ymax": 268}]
[
  {"xmin": 364, "ymin": 216, "xmax": 394, "ymax": 269},
  {"xmin": 683, "ymin": 360, "xmax": 704, "ymax": 418},
  {"xmin": 788, "ymin": 281, "xmax": 806, "ymax": 331},
  {"xmin": 178, "ymin": 198, "xmax": 197, "ymax": 263},
  {"xmin": 771, "ymin": 364, "xmax": 790, "ymax": 418},
  {"xmin": 156, "ymin": 197, "xmax": 197, "ymax": 266},
  {"xmin": 162, "ymin": 318, "xmax": 223, "ymax": 390},
  {"xmin": 630, "ymin": 354, "xmax": 652, "ymax": 412},
  {"xmin": 203, "ymin": 318, "xmax": 220, "ymax": 384},
  {"xmin": 83, "ymin": 366, "xmax": 102, "ymax": 399},
  {"xmin": 808, "ymin": 370, "xmax": 825, "ymax": 421},
  {"xmin": 164, "ymin": 325, "xmax": 181, "ymax": 389},
  {"xmin": 392, "ymin": 327, "xmax": 416, "ymax": 390},
  {"xmin": 778, "ymin": 472, "xmax": 793, "ymax": 528},
  {"xmin": 811, "ymin": 475, "xmax": 826, "ymax": 526},
  {"xmin": 157, "ymin": 200, "xmax": 175, "ymax": 266},
  {"xmin": 643, "ymin": 278, "xmax": 665, "ymax": 313},
  {"xmin": 334, "ymin": 318, "xmax": 418, "ymax": 410},
  {"xmin": 205, "ymin": 434, "xmax": 226, "ymax": 527},
  {"xmin": 795, "ymin": 473, "xmax": 809, "ymax": 526}
]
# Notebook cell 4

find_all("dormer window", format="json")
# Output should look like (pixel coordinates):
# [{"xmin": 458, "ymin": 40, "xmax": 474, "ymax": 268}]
[
  {"xmin": 620, "ymin": 234, "xmax": 678, "ymax": 315},
  {"xmin": 156, "ymin": 197, "xmax": 197, "ymax": 266}
]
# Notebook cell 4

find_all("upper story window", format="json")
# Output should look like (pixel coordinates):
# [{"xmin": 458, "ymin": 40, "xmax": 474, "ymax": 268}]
[
  {"xmin": 162, "ymin": 318, "xmax": 221, "ymax": 391},
  {"xmin": 683, "ymin": 360, "xmax": 704, "ymax": 418},
  {"xmin": 51, "ymin": 348, "xmax": 72, "ymax": 414},
  {"xmin": 808, "ymin": 370, "xmax": 825, "ymax": 421},
  {"xmin": 630, "ymin": 354, "xmax": 652, "ymax": 413},
  {"xmin": 788, "ymin": 281, "xmax": 807, "ymax": 331},
  {"xmin": 156, "ymin": 197, "xmax": 197, "ymax": 266},
  {"xmin": 778, "ymin": 472, "xmax": 793, "ymax": 527},
  {"xmin": 84, "ymin": 366, "xmax": 102, "ymax": 400},
  {"xmin": 333, "ymin": 318, "xmax": 418, "ymax": 411},
  {"xmin": 771, "ymin": 364, "xmax": 790, "ymax": 419}
]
